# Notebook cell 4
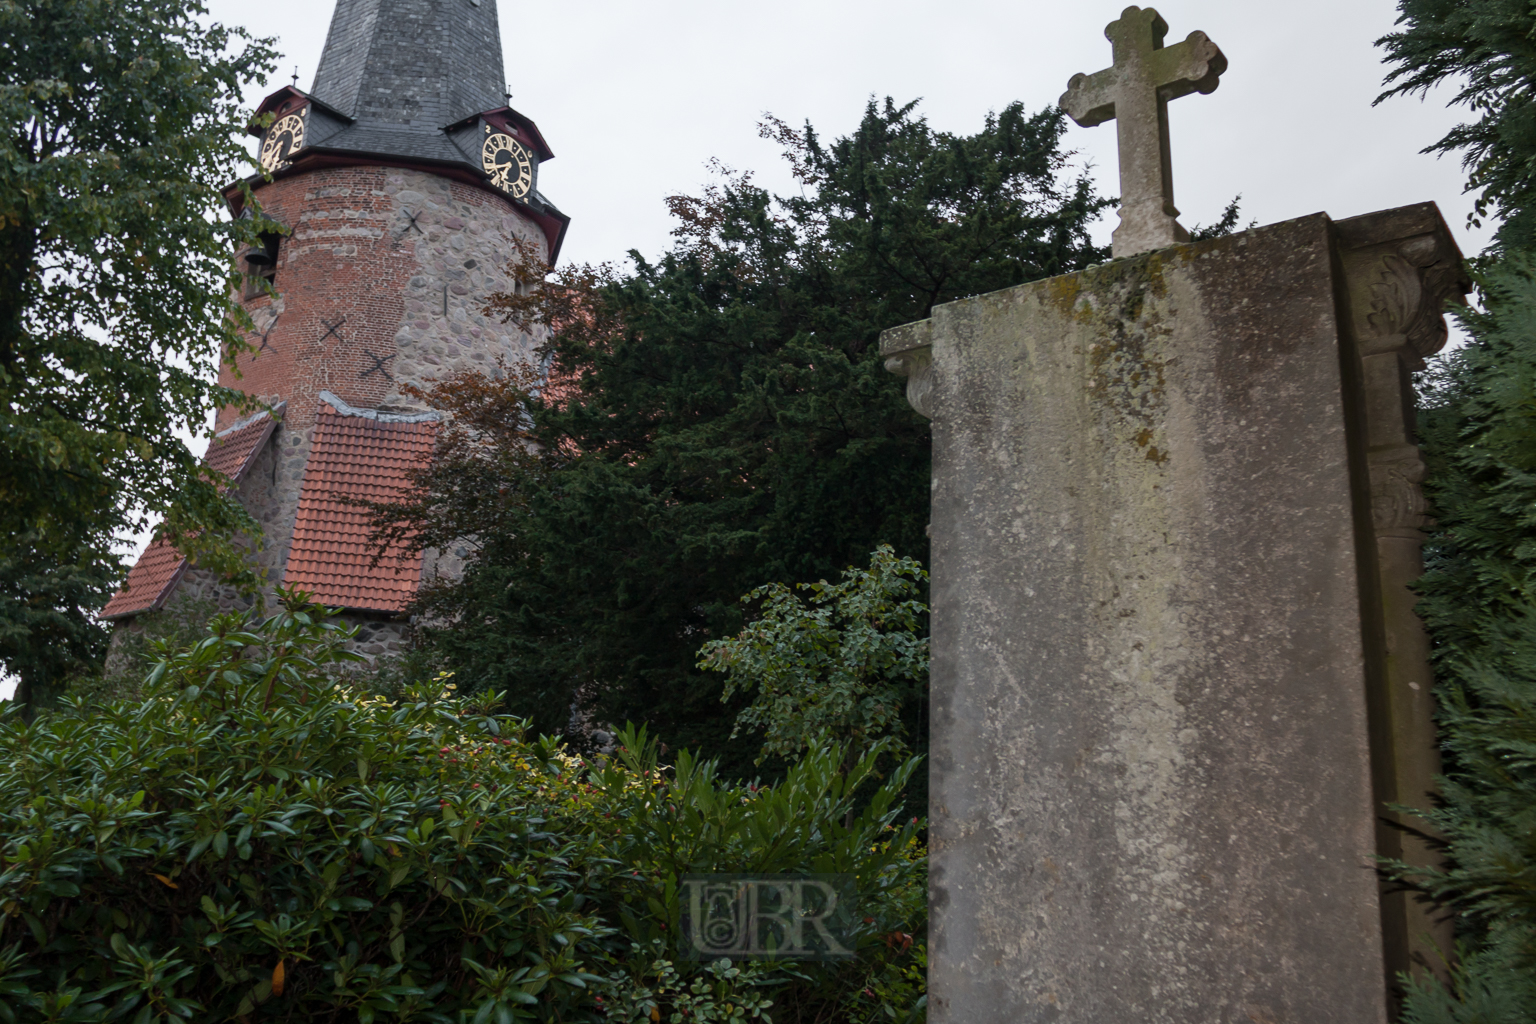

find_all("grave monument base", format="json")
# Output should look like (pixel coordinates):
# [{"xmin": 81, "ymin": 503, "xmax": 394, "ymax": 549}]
[{"xmin": 882, "ymin": 205, "xmax": 1465, "ymax": 1022}]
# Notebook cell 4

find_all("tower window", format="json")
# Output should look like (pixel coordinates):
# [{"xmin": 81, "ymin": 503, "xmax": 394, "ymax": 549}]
[{"xmin": 243, "ymin": 231, "xmax": 281, "ymax": 299}]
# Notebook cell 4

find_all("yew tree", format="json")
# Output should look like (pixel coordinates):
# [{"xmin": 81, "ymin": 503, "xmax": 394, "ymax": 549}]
[
  {"xmin": 381, "ymin": 99, "xmax": 1111, "ymax": 773},
  {"xmin": 1378, "ymin": 0, "xmax": 1536, "ymax": 251}
]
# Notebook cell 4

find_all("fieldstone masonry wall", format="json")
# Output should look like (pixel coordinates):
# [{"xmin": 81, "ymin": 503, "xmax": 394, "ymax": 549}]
[
  {"xmin": 220, "ymin": 164, "xmax": 546, "ymax": 435},
  {"xmin": 882, "ymin": 205, "xmax": 1466, "ymax": 1022},
  {"xmin": 386, "ymin": 169, "xmax": 548, "ymax": 401},
  {"xmin": 158, "ymin": 164, "xmax": 550, "ymax": 664}
]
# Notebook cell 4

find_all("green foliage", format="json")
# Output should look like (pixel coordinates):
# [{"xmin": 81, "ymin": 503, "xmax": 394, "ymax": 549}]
[
  {"xmin": 699, "ymin": 546, "xmax": 928, "ymax": 768},
  {"xmin": 1415, "ymin": 260, "xmax": 1536, "ymax": 657},
  {"xmin": 66, "ymin": 598, "xmax": 223, "ymax": 706},
  {"xmin": 0, "ymin": 0, "xmax": 281, "ymax": 700},
  {"xmin": 1400, "ymin": 947, "xmax": 1536, "ymax": 1024},
  {"xmin": 1187, "ymin": 194, "xmax": 1252, "ymax": 242},
  {"xmin": 602, "ymin": 727, "xmax": 927, "ymax": 1023},
  {"xmin": 0, "ymin": 595, "xmax": 927, "ymax": 1022},
  {"xmin": 0, "ymin": 537, "xmax": 114, "ymax": 708},
  {"xmin": 1406, "ymin": 945, "xmax": 1536, "ymax": 1024},
  {"xmin": 1386, "ymin": 258, "xmax": 1536, "ymax": 1015},
  {"xmin": 601, "ymin": 957, "xmax": 774, "ymax": 1024},
  {"xmin": 1377, "ymin": 0, "xmax": 1536, "ymax": 249},
  {"xmin": 1376, "ymin": 3, "xmax": 1536, "ymax": 1013},
  {"xmin": 397, "ymin": 97, "xmax": 1107, "ymax": 774}
]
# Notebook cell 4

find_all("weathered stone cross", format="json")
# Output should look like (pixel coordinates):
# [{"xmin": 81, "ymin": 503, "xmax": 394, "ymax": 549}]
[{"xmin": 1060, "ymin": 6, "xmax": 1227, "ymax": 258}]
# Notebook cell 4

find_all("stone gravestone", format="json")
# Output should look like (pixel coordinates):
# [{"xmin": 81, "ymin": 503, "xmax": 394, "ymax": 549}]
[{"xmin": 881, "ymin": 7, "xmax": 1468, "ymax": 1021}]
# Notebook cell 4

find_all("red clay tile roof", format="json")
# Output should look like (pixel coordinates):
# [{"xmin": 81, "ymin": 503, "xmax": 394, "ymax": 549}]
[
  {"xmin": 204, "ymin": 410, "xmax": 280, "ymax": 483},
  {"xmin": 281, "ymin": 399, "xmax": 438, "ymax": 614},
  {"xmin": 98, "ymin": 535, "xmax": 189, "ymax": 621},
  {"xmin": 100, "ymin": 410, "xmax": 280, "ymax": 620}
]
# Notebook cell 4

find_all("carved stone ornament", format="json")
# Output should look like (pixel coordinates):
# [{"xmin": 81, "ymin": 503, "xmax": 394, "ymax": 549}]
[
  {"xmin": 1058, "ymin": 6, "xmax": 1227, "ymax": 257},
  {"xmin": 1331, "ymin": 209, "xmax": 1469, "ymax": 549},
  {"xmin": 1339, "ymin": 214, "xmax": 1468, "ymax": 368},
  {"xmin": 879, "ymin": 319, "xmax": 935, "ymax": 419},
  {"xmin": 1363, "ymin": 253, "xmax": 1422, "ymax": 340},
  {"xmin": 1369, "ymin": 444, "xmax": 1430, "ymax": 534}
]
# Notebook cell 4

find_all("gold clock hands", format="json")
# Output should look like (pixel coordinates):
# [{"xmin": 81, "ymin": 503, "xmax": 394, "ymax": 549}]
[
  {"xmin": 260, "ymin": 113, "xmax": 306, "ymax": 172},
  {"xmin": 480, "ymin": 132, "xmax": 532, "ymax": 198}
]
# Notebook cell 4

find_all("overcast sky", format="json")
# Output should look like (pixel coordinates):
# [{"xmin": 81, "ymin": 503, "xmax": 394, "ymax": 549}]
[
  {"xmin": 211, "ymin": 0, "xmax": 1492, "ymax": 264},
  {"xmin": 3, "ymin": 1, "xmax": 1478, "ymax": 703}
]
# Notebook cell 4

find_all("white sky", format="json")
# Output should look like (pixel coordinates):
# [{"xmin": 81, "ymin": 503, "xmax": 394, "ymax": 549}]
[
  {"xmin": 0, "ymin": 0, "xmax": 1483, "ymax": 702},
  {"xmin": 206, "ymin": 0, "xmax": 1490, "ymax": 265}
]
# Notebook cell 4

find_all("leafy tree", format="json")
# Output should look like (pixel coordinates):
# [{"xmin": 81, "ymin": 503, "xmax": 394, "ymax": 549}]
[
  {"xmin": 699, "ymin": 545, "xmax": 928, "ymax": 772},
  {"xmin": 0, "ymin": 536, "xmax": 113, "ymax": 707},
  {"xmin": 0, "ymin": 0, "xmax": 279, "ymax": 703},
  {"xmin": 0, "ymin": 594, "xmax": 927, "ymax": 1023},
  {"xmin": 385, "ymin": 98, "xmax": 1109, "ymax": 773},
  {"xmin": 1377, "ymin": 0, "xmax": 1536, "ymax": 250}
]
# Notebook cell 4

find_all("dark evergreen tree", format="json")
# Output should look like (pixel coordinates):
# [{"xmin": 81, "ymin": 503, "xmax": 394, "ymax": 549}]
[
  {"xmin": 1378, "ymin": 0, "xmax": 1536, "ymax": 251},
  {"xmin": 1389, "ymin": 263, "xmax": 1536, "ymax": 1022},
  {"xmin": 1379, "ymin": 1, "xmax": 1536, "ymax": 1017},
  {"xmin": 380, "ymin": 99, "xmax": 1110, "ymax": 774}
]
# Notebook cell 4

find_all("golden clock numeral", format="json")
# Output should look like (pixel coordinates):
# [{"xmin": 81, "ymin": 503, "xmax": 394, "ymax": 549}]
[
  {"xmin": 481, "ymin": 132, "xmax": 533, "ymax": 198},
  {"xmin": 261, "ymin": 114, "xmax": 305, "ymax": 171}
]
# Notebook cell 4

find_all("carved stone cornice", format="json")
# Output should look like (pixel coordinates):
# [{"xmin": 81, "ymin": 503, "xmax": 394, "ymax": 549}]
[
  {"xmin": 1335, "ymin": 203, "xmax": 1470, "ymax": 369},
  {"xmin": 880, "ymin": 318, "xmax": 935, "ymax": 420},
  {"xmin": 1334, "ymin": 204, "xmax": 1469, "ymax": 545}
]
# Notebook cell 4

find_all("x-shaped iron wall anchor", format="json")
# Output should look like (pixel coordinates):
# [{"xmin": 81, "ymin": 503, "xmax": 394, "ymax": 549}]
[
  {"xmin": 257, "ymin": 314, "xmax": 280, "ymax": 353},
  {"xmin": 401, "ymin": 209, "xmax": 425, "ymax": 235},
  {"xmin": 319, "ymin": 316, "xmax": 346, "ymax": 345},
  {"xmin": 361, "ymin": 347, "xmax": 395, "ymax": 381}
]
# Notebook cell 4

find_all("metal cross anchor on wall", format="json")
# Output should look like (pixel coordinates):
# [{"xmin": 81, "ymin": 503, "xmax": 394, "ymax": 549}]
[
  {"xmin": 256, "ymin": 314, "xmax": 280, "ymax": 354},
  {"xmin": 318, "ymin": 316, "xmax": 346, "ymax": 346},
  {"xmin": 1059, "ymin": 5, "xmax": 1227, "ymax": 258},
  {"xmin": 360, "ymin": 347, "xmax": 395, "ymax": 381}
]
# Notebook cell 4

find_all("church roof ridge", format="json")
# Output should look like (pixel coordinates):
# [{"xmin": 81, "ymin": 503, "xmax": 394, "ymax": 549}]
[
  {"xmin": 318, "ymin": 390, "xmax": 442, "ymax": 423},
  {"xmin": 215, "ymin": 401, "xmax": 286, "ymax": 438}
]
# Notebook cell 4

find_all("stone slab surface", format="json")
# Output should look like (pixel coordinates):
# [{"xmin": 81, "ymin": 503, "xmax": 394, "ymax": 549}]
[{"xmin": 923, "ymin": 216, "xmax": 1387, "ymax": 1023}]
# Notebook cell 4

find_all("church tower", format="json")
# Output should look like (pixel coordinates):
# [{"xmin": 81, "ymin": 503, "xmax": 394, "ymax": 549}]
[{"xmin": 101, "ymin": 0, "xmax": 566, "ymax": 658}]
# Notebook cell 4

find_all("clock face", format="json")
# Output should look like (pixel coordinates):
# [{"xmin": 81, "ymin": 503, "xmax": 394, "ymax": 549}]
[
  {"xmin": 481, "ymin": 131, "xmax": 534, "ymax": 199},
  {"xmin": 260, "ymin": 112, "xmax": 306, "ymax": 172}
]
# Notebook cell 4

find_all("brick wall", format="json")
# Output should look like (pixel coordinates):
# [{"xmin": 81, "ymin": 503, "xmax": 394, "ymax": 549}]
[
  {"xmin": 161, "ymin": 163, "xmax": 552, "ymax": 660},
  {"xmin": 221, "ymin": 164, "xmax": 548, "ymax": 435}
]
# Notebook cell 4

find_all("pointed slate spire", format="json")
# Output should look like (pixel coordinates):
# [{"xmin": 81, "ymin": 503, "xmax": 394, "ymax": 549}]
[
  {"xmin": 311, "ymin": 0, "xmax": 506, "ymax": 129},
  {"xmin": 236, "ymin": 0, "xmax": 567, "ymax": 259},
  {"xmin": 291, "ymin": 0, "xmax": 511, "ymax": 167}
]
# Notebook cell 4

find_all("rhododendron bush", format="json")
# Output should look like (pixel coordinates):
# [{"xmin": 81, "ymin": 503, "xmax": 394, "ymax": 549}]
[{"xmin": 0, "ymin": 594, "xmax": 925, "ymax": 1022}]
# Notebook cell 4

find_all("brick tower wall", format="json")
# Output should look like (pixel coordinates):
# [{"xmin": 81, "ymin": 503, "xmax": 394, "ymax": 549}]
[
  {"xmin": 164, "ymin": 165, "xmax": 550, "ymax": 659},
  {"xmin": 221, "ymin": 163, "xmax": 548, "ymax": 435}
]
